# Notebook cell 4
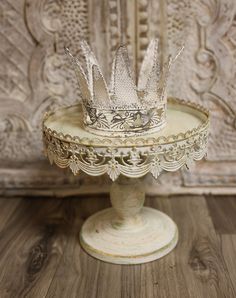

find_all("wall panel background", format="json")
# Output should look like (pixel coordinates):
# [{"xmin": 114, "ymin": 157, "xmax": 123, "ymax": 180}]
[{"xmin": 0, "ymin": 0, "xmax": 235, "ymax": 194}]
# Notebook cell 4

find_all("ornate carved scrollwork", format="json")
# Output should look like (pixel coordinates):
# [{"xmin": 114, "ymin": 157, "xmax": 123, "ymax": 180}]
[{"xmin": 0, "ymin": 0, "xmax": 236, "ymax": 190}]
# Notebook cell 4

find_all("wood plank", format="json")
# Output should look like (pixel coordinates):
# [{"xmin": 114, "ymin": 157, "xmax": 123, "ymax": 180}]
[
  {"xmin": 45, "ymin": 195, "xmax": 121, "ymax": 298},
  {"xmin": 206, "ymin": 195, "xmax": 236, "ymax": 234},
  {"xmin": 47, "ymin": 241, "xmax": 122, "ymax": 298},
  {"xmin": 96, "ymin": 262, "xmax": 121, "ymax": 298},
  {"xmin": 0, "ymin": 195, "xmax": 235, "ymax": 297},
  {"xmin": 143, "ymin": 196, "xmax": 236, "ymax": 298},
  {"xmin": 121, "ymin": 265, "xmax": 142, "ymax": 298},
  {"xmin": 45, "ymin": 225, "xmax": 100, "ymax": 298},
  {"xmin": 115, "ymin": 197, "xmax": 189, "ymax": 298},
  {"xmin": 0, "ymin": 197, "xmax": 69, "ymax": 297},
  {"xmin": 138, "ymin": 197, "xmax": 191, "ymax": 298},
  {"xmin": 0, "ymin": 197, "xmax": 22, "ymax": 232},
  {"xmin": 221, "ymin": 235, "xmax": 236, "ymax": 289}
]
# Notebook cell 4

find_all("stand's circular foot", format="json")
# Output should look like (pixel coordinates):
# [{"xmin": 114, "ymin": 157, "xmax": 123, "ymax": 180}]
[{"xmin": 80, "ymin": 207, "xmax": 178, "ymax": 264}]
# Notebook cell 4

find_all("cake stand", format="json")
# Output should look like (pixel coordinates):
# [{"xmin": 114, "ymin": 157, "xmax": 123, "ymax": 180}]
[{"xmin": 42, "ymin": 98, "xmax": 209, "ymax": 264}]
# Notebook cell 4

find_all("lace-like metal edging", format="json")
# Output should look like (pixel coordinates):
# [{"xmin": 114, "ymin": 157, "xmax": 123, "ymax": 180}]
[{"xmin": 42, "ymin": 98, "xmax": 209, "ymax": 181}]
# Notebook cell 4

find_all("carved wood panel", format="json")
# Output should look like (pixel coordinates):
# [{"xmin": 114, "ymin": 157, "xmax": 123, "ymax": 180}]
[{"xmin": 0, "ymin": 0, "xmax": 236, "ymax": 192}]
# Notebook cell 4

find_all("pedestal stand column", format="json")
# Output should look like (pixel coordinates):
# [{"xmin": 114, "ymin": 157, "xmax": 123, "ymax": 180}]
[
  {"xmin": 110, "ymin": 177, "xmax": 145, "ymax": 229},
  {"xmin": 80, "ymin": 177, "xmax": 178, "ymax": 264}
]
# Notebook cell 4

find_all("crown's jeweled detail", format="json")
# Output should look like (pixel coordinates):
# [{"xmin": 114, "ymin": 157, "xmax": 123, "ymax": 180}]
[{"xmin": 66, "ymin": 39, "xmax": 183, "ymax": 137}]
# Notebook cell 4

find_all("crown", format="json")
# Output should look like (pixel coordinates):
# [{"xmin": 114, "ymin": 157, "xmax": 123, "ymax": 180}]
[{"xmin": 65, "ymin": 39, "xmax": 183, "ymax": 137}]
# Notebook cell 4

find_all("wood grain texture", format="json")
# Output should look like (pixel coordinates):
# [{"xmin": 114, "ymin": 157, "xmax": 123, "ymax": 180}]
[
  {"xmin": 0, "ymin": 198, "xmax": 69, "ymax": 297},
  {"xmin": 221, "ymin": 235, "xmax": 236, "ymax": 290},
  {"xmin": 206, "ymin": 195, "xmax": 236, "ymax": 234},
  {"xmin": 46, "ymin": 195, "xmax": 111, "ymax": 298},
  {"xmin": 144, "ymin": 196, "xmax": 236, "ymax": 298},
  {"xmin": 0, "ymin": 195, "xmax": 235, "ymax": 297},
  {"xmin": 0, "ymin": 198, "xmax": 22, "ymax": 232}
]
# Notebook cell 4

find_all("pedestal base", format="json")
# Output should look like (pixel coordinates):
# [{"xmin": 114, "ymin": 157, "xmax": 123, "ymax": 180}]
[{"xmin": 80, "ymin": 207, "xmax": 178, "ymax": 264}]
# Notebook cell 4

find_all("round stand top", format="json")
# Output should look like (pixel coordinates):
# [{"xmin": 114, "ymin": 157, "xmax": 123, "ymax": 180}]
[
  {"xmin": 42, "ymin": 98, "xmax": 209, "ymax": 180},
  {"xmin": 43, "ymin": 98, "xmax": 209, "ymax": 148}
]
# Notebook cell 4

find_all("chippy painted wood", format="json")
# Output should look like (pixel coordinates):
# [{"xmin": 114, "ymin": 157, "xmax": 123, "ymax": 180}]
[{"xmin": 0, "ymin": 196, "xmax": 235, "ymax": 297}]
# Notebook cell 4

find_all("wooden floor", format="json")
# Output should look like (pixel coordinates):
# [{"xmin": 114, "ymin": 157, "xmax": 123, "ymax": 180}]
[{"xmin": 0, "ymin": 194, "xmax": 235, "ymax": 298}]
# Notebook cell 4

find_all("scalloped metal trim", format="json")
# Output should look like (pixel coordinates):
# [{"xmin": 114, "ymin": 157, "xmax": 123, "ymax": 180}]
[
  {"xmin": 43, "ymin": 130, "xmax": 209, "ymax": 181},
  {"xmin": 42, "ymin": 97, "xmax": 209, "ymax": 181}
]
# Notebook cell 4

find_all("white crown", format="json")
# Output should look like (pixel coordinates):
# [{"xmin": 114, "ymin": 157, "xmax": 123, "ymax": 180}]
[{"xmin": 65, "ymin": 39, "xmax": 183, "ymax": 137}]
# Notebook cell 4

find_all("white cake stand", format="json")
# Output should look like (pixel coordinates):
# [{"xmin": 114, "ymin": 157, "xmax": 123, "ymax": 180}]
[{"xmin": 42, "ymin": 98, "xmax": 209, "ymax": 264}]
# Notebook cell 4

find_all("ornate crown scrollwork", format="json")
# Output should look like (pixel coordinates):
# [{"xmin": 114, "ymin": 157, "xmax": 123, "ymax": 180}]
[{"xmin": 65, "ymin": 39, "xmax": 184, "ymax": 137}]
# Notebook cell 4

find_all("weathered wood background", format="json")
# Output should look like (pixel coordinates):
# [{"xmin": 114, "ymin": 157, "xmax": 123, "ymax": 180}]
[{"xmin": 0, "ymin": 0, "xmax": 236, "ymax": 194}]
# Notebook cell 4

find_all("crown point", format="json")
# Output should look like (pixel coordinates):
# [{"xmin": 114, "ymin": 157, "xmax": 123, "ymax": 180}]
[
  {"xmin": 64, "ymin": 46, "xmax": 70, "ymax": 54},
  {"xmin": 80, "ymin": 40, "xmax": 98, "ymax": 66},
  {"xmin": 110, "ymin": 45, "xmax": 138, "ymax": 105},
  {"xmin": 92, "ymin": 64, "xmax": 109, "ymax": 106},
  {"xmin": 75, "ymin": 62, "xmax": 91, "ymax": 104},
  {"xmin": 64, "ymin": 46, "xmax": 75, "ymax": 63},
  {"xmin": 65, "ymin": 47, "xmax": 91, "ymax": 103},
  {"xmin": 138, "ymin": 39, "xmax": 160, "ymax": 103},
  {"xmin": 138, "ymin": 38, "xmax": 159, "ymax": 91}
]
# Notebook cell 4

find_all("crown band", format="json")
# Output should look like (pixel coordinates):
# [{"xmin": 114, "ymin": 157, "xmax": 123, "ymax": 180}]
[{"xmin": 82, "ymin": 104, "xmax": 166, "ymax": 137}]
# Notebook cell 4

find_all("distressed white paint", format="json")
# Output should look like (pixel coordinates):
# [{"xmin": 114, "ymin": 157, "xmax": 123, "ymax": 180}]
[{"xmin": 80, "ymin": 178, "xmax": 178, "ymax": 264}]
